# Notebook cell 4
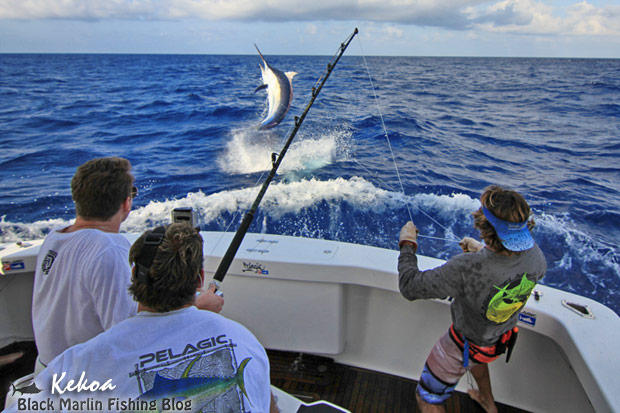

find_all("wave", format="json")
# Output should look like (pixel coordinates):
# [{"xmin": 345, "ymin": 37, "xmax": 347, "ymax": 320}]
[
  {"xmin": 3, "ymin": 175, "xmax": 617, "ymax": 280},
  {"xmin": 0, "ymin": 176, "xmax": 604, "ymax": 256},
  {"xmin": 123, "ymin": 177, "xmax": 403, "ymax": 229},
  {"xmin": 535, "ymin": 212, "xmax": 620, "ymax": 300},
  {"xmin": 0, "ymin": 177, "xmax": 473, "ymax": 240},
  {"xmin": 2, "ymin": 175, "xmax": 618, "ymax": 311},
  {"xmin": 0, "ymin": 217, "xmax": 71, "ymax": 242},
  {"xmin": 2, "ymin": 176, "xmax": 615, "ymax": 259}
]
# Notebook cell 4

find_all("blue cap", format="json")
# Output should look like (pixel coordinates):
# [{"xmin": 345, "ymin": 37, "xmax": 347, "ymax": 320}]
[{"xmin": 482, "ymin": 206, "xmax": 534, "ymax": 252}]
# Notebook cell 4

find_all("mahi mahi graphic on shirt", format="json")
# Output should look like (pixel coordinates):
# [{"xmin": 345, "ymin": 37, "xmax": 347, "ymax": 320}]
[{"xmin": 486, "ymin": 273, "xmax": 536, "ymax": 323}]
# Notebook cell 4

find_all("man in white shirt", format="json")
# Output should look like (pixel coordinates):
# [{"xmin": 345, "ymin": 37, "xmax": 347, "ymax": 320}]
[
  {"xmin": 11, "ymin": 223, "xmax": 276, "ymax": 413},
  {"xmin": 32, "ymin": 157, "xmax": 226, "ymax": 370},
  {"xmin": 32, "ymin": 157, "xmax": 139, "ymax": 368}
]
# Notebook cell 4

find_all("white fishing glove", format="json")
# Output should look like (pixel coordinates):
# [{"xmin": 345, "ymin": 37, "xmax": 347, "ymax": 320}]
[
  {"xmin": 459, "ymin": 237, "xmax": 483, "ymax": 253},
  {"xmin": 399, "ymin": 221, "xmax": 419, "ymax": 249}
]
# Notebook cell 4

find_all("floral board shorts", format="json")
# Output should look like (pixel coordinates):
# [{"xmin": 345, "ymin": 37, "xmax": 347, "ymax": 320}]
[{"xmin": 416, "ymin": 330, "xmax": 480, "ymax": 404}]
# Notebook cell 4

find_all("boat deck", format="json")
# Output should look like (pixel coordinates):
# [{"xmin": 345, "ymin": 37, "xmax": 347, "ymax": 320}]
[{"xmin": 268, "ymin": 349, "xmax": 529, "ymax": 413}]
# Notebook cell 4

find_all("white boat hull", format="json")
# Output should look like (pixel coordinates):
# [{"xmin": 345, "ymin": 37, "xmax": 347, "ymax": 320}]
[{"xmin": 2, "ymin": 232, "xmax": 619, "ymax": 412}]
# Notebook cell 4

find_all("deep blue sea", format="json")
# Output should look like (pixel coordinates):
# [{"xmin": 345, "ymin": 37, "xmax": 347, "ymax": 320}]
[{"xmin": 0, "ymin": 51, "xmax": 619, "ymax": 315}]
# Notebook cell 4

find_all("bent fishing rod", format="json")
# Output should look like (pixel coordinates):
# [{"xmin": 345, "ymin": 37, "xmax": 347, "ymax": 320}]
[{"xmin": 211, "ymin": 28, "xmax": 358, "ymax": 288}]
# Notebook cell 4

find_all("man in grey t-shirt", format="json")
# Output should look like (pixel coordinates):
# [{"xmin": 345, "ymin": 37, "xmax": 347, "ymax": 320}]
[{"xmin": 398, "ymin": 185, "xmax": 546, "ymax": 413}]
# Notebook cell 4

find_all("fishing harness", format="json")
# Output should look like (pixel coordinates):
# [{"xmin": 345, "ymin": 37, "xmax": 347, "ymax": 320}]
[{"xmin": 449, "ymin": 324, "xmax": 519, "ymax": 368}]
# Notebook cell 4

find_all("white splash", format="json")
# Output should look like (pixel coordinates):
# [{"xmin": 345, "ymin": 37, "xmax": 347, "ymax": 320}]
[
  {"xmin": 2, "ymin": 179, "xmax": 618, "ymax": 287},
  {"xmin": 0, "ymin": 216, "xmax": 70, "ymax": 242},
  {"xmin": 217, "ymin": 127, "xmax": 352, "ymax": 175}
]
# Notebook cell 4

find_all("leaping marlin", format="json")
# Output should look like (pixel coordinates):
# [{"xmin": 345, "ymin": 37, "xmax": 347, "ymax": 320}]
[{"xmin": 254, "ymin": 44, "xmax": 297, "ymax": 130}]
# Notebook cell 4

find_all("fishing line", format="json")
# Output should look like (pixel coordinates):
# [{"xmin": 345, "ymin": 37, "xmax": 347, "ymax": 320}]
[
  {"xmin": 356, "ymin": 46, "xmax": 413, "ymax": 224},
  {"xmin": 350, "ymin": 158, "xmax": 458, "ymax": 243},
  {"xmin": 350, "ymin": 158, "xmax": 399, "ymax": 194},
  {"xmin": 355, "ymin": 39, "xmax": 460, "ymax": 243}
]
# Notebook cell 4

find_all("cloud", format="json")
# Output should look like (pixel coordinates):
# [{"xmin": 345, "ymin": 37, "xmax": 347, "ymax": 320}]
[
  {"xmin": 565, "ymin": 1, "xmax": 620, "ymax": 36},
  {"xmin": 0, "ymin": 0, "xmax": 159, "ymax": 20},
  {"xmin": 168, "ymin": 0, "xmax": 475, "ymax": 29},
  {"xmin": 466, "ymin": 0, "xmax": 561, "ymax": 34},
  {"xmin": 1, "ymin": 0, "xmax": 618, "ymax": 37},
  {"xmin": 383, "ymin": 25, "xmax": 405, "ymax": 39},
  {"xmin": 466, "ymin": 0, "xmax": 620, "ymax": 36},
  {"xmin": 0, "ymin": 0, "xmax": 475, "ymax": 27},
  {"xmin": 305, "ymin": 23, "xmax": 318, "ymax": 35}
]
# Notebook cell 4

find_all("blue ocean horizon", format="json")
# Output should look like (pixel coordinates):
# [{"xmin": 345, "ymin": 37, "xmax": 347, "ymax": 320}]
[{"xmin": 0, "ymin": 52, "xmax": 618, "ymax": 315}]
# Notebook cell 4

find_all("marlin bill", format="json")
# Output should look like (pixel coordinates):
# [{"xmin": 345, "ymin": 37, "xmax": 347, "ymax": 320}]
[{"xmin": 254, "ymin": 44, "xmax": 297, "ymax": 130}]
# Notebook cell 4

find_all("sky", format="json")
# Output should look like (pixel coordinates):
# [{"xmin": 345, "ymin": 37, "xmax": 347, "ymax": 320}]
[{"xmin": 0, "ymin": 0, "xmax": 619, "ymax": 57}]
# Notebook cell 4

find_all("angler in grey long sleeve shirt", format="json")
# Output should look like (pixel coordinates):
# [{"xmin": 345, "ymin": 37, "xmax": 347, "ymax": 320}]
[
  {"xmin": 398, "ymin": 185, "xmax": 547, "ymax": 413},
  {"xmin": 399, "ymin": 242, "xmax": 546, "ymax": 346}
]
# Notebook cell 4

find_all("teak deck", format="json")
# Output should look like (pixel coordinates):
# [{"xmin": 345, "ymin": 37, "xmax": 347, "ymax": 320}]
[{"xmin": 268, "ymin": 349, "xmax": 529, "ymax": 413}]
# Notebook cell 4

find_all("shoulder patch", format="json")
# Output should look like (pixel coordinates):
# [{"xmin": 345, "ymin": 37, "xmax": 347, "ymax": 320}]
[{"xmin": 41, "ymin": 250, "xmax": 58, "ymax": 275}]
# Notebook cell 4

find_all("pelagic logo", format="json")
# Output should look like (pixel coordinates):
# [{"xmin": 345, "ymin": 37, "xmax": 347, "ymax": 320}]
[{"xmin": 138, "ymin": 334, "xmax": 228, "ymax": 368}]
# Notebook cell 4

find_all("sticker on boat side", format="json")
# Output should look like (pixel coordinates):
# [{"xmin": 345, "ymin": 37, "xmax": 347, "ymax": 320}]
[
  {"xmin": 1, "ymin": 260, "xmax": 25, "ymax": 273},
  {"xmin": 518, "ymin": 311, "xmax": 537, "ymax": 326},
  {"xmin": 242, "ymin": 262, "xmax": 269, "ymax": 275}
]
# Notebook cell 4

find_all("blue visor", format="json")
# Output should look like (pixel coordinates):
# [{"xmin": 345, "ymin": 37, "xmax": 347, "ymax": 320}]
[{"xmin": 482, "ymin": 206, "xmax": 534, "ymax": 252}]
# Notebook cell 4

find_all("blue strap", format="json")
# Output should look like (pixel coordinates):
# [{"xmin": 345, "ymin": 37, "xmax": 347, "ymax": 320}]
[{"xmin": 463, "ymin": 339, "xmax": 470, "ymax": 368}]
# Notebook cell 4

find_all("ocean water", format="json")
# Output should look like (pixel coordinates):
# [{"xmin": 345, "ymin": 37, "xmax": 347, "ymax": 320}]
[{"xmin": 0, "ymin": 51, "xmax": 619, "ymax": 316}]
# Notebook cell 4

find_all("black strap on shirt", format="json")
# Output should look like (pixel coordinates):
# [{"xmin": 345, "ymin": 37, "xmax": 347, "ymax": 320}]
[{"xmin": 134, "ymin": 226, "xmax": 166, "ymax": 284}]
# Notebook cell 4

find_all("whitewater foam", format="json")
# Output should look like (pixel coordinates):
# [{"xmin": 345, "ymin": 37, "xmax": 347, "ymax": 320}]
[
  {"xmin": 1, "ymin": 177, "xmax": 469, "ymax": 241},
  {"xmin": 218, "ymin": 126, "xmax": 352, "ymax": 176},
  {"xmin": 1, "ymin": 179, "xmax": 618, "ymax": 290}
]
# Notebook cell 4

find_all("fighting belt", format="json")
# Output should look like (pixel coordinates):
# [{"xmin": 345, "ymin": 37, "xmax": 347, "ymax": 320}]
[{"xmin": 449, "ymin": 324, "xmax": 519, "ymax": 367}]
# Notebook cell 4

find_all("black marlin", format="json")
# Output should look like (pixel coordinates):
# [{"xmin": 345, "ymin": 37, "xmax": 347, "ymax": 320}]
[
  {"xmin": 11, "ymin": 382, "xmax": 42, "ymax": 395},
  {"xmin": 254, "ymin": 44, "xmax": 297, "ymax": 130}
]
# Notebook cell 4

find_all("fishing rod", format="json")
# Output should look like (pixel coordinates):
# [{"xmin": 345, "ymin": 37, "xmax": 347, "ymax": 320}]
[{"xmin": 211, "ymin": 28, "xmax": 359, "ymax": 288}]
